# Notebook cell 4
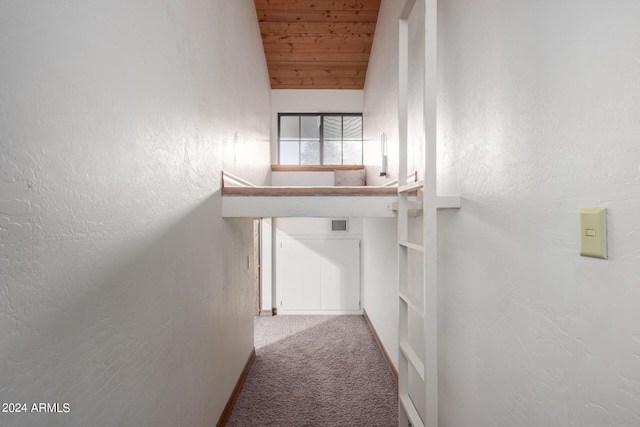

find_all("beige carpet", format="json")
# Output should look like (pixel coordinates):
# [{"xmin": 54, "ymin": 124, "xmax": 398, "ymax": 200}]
[{"xmin": 227, "ymin": 315, "xmax": 398, "ymax": 426}]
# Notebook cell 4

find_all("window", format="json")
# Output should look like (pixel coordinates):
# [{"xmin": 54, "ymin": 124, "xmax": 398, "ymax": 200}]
[{"xmin": 278, "ymin": 113, "xmax": 363, "ymax": 165}]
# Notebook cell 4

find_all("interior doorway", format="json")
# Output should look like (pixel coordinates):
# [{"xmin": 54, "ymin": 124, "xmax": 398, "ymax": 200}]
[{"xmin": 253, "ymin": 219, "xmax": 261, "ymax": 316}]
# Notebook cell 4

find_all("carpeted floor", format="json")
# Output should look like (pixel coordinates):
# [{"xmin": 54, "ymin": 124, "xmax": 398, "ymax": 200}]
[{"xmin": 227, "ymin": 315, "xmax": 398, "ymax": 426}]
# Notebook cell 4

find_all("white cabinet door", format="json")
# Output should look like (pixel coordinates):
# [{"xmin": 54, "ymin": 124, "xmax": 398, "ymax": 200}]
[
  {"xmin": 279, "ymin": 238, "xmax": 360, "ymax": 313},
  {"xmin": 321, "ymin": 240, "xmax": 360, "ymax": 311},
  {"xmin": 280, "ymin": 239, "xmax": 322, "ymax": 310}
]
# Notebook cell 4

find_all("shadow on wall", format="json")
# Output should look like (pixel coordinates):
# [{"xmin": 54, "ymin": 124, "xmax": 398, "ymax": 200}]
[{"xmin": 0, "ymin": 192, "xmax": 255, "ymax": 427}]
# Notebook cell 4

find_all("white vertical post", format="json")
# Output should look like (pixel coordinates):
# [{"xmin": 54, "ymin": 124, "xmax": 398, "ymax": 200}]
[
  {"xmin": 398, "ymin": 1, "xmax": 424, "ymax": 426},
  {"xmin": 422, "ymin": 0, "xmax": 439, "ymax": 425},
  {"xmin": 398, "ymin": 9, "xmax": 410, "ymax": 427}
]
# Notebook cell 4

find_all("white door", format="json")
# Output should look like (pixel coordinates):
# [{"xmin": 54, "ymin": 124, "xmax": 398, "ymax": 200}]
[
  {"xmin": 279, "ymin": 238, "xmax": 360, "ymax": 313},
  {"xmin": 321, "ymin": 240, "xmax": 360, "ymax": 311},
  {"xmin": 280, "ymin": 239, "xmax": 322, "ymax": 311}
]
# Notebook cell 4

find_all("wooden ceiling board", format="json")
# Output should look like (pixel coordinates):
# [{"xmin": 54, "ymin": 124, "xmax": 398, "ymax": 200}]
[
  {"xmin": 254, "ymin": 0, "xmax": 381, "ymax": 89},
  {"xmin": 256, "ymin": 10, "xmax": 379, "ymax": 22},
  {"xmin": 258, "ymin": 22, "xmax": 377, "ymax": 34},
  {"xmin": 271, "ymin": 83, "xmax": 364, "ymax": 89},
  {"xmin": 254, "ymin": 0, "xmax": 381, "ymax": 11},
  {"xmin": 271, "ymin": 76, "xmax": 365, "ymax": 85},
  {"xmin": 265, "ymin": 52, "xmax": 371, "ymax": 62},
  {"xmin": 267, "ymin": 61, "xmax": 368, "ymax": 71},
  {"xmin": 260, "ymin": 33, "xmax": 374, "ymax": 44},
  {"xmin": 269, "ymin": 68, "xmax": 366, "ymax": 77},
  {"xmin": 262, "ymin": 43, "xmax": 371, "ymax": 54}
]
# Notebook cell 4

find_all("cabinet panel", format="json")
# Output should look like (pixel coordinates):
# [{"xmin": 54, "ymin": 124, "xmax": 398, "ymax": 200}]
[
  {"xmin": 321, "ymin": 240, "xmax": 360, "ymax": 311},
  {"xmin": 278, "ymin": 238, "xmax": 360, "ymax": 313},
  {"xmin": 280, "ymin": 239, "xmax": 322, "ymax": 310}
]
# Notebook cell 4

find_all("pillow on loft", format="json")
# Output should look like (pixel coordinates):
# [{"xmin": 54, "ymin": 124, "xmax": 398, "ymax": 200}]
[{"xmin": 334, "ymin": 169, "xmax": 366, "ymax": 186}]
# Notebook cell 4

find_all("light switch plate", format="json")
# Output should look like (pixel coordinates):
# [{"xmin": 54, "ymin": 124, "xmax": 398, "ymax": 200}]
[{"xmin": 579, "ymin": 207, "xmax": 607, "ymax": 259}]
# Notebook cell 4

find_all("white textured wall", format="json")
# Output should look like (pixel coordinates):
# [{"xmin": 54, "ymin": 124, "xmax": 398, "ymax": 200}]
[
  {"xmin": 365, "ymin": 0, "xmax": 640, "ymax": 424},
  {"xmin": 361, "ymin": 0, "xmax": 406, "ymax": 369},
  {"xmin": 437, "ymin": 1, "xmax": 640, "ymax": 425},
  {"xmin": 0, "ymin": 1, "xmax": 270, "ymax": 426},
  {"xmin": 362, "ymin": 217, "xmax": 398, "ymax": 366},
  {"xmin": 271, "ymin": 171, "xmax": 335, "ymax": 186}
]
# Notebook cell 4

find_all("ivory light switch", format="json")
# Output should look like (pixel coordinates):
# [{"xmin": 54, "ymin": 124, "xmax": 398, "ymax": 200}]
[{"xmin": 580, "ymin": 207, "xmax": 607, "ymax": 259}]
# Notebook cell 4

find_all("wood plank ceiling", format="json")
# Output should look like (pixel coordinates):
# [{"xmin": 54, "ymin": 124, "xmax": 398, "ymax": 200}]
[{"xmin": 254, "ymin": 0, "xmax": 381, "ymax": 89}]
